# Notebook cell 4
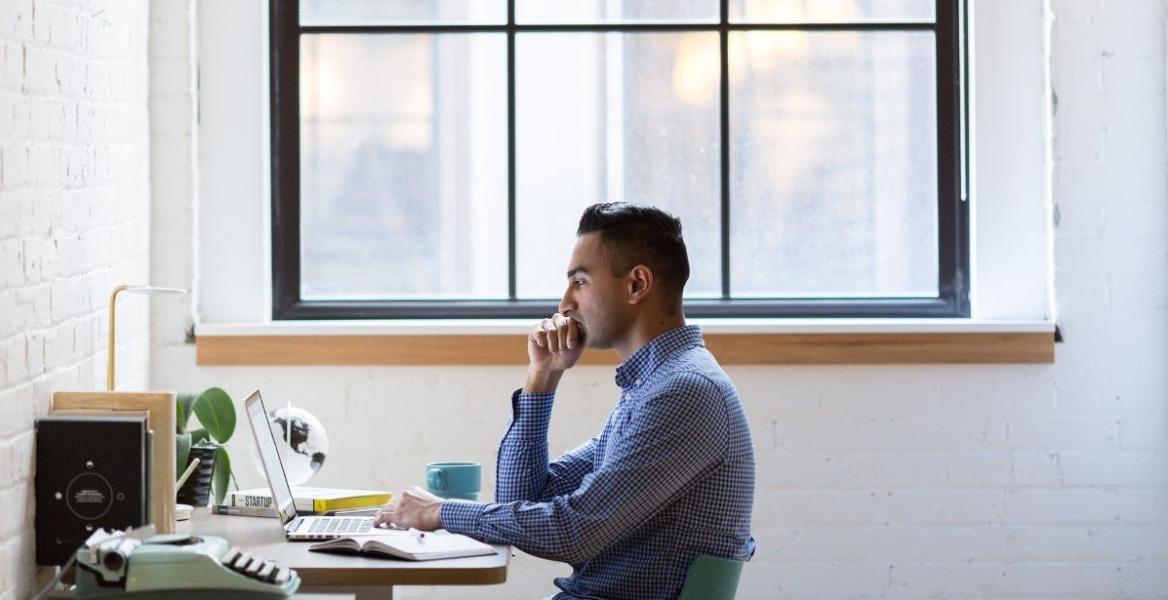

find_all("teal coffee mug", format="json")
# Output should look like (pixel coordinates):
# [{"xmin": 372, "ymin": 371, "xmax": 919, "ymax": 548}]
[{"xmin": 426, "ymin": 462, "xmax": 481, "ymax": 501}]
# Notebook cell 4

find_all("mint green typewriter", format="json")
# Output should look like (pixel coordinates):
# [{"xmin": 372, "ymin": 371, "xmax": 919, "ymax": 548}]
[{"xmin": 73, "ymin": 533, "xmax": 299, "ymax": 599}]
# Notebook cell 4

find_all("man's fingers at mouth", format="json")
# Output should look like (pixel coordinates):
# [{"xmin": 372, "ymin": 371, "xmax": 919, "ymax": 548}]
[{"xmin": 564, "ymin": 318, "xmax": 579, "ymax": 349}]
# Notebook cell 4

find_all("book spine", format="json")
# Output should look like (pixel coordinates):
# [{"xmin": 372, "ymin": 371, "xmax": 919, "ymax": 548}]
[
  {"xmin": 231, "ymin": 493, "xmax": 275, "ymax": 509},
  {"xmin": 212, "ymin": 504, "xmax": 278, "ymax": 518}
]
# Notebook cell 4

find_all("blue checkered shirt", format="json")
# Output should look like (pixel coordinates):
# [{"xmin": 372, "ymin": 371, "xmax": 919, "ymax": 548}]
[{"xmin": 442, "ymin": 325, "xmax": 756, "ymax": 599}]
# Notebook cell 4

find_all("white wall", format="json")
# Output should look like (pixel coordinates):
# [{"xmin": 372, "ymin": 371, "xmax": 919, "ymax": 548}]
[{"xmin": 0, "ymin": 1, "xmax": 151, "ymax": 598}]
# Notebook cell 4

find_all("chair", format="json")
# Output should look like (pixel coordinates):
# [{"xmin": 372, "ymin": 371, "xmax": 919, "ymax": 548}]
[{"xmin": 677, "ymin": 554, "xmax": 744, "ymax": 600}]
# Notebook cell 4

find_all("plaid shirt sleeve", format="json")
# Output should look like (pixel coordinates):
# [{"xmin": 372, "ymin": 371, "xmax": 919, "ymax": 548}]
[
  {"xmin": 493, "ymin": 389, "xmax": 596, "ymax": 503},
  {"xmin": 441, "ymin": 373, "xmax": 729, "ymax": 565}
]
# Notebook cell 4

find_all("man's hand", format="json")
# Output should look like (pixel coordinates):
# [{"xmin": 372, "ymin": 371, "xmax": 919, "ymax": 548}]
[
  {"xmin": 372, "ymin": 486, "xmax": 444, "ymax": 531},
  {"xmin": 525, "ymin": 313, "xmax": 584, "ymax": 393}
]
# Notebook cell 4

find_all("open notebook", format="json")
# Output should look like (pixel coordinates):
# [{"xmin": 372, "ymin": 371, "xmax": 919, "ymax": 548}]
[{"xmin": 309, "ymin": 530, "xmax": 495, "ymax": 561}]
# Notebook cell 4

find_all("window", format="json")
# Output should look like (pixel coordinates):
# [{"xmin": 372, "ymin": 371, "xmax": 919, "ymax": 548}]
[{"xmin": 271, "ymin": 0, "xmax": 967, "ymax": 319}]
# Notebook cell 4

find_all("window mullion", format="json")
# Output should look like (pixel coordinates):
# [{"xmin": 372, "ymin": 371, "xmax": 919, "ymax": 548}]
[
  {"xmin": 507, "ymin": 0, "xmax": 517, "ymax": 300},
  {"xmin": 720, "ymin": 0, "xmax": 731, "ymax": 300}
]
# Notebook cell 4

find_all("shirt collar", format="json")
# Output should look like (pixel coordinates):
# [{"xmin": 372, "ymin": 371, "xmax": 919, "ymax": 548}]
[{"xmin": 614, "ymin": 325, "xmax": 704, "ymax": 390}]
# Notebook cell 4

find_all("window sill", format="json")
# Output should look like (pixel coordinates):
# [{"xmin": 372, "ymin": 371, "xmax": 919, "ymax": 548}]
[{"xmin": 194, "ymin": 319, "xmax": 1055, "ymax": 365}]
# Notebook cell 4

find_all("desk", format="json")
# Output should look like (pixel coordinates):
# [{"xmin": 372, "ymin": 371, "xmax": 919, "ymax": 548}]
[{"xmin": 181, "ymin": 508, "xmax": 509, "ymax": 599}]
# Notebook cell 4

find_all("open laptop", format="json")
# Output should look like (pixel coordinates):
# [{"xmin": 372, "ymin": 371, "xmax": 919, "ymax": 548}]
[{"xmin": 245, "ymin": 390, "xmax": 401, "ymax": 541}]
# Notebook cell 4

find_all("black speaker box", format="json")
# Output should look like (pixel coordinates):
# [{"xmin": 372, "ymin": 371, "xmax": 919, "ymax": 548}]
[{"xmin": 35, "ymin": 415, "xmax": 149, "ymax": 566}]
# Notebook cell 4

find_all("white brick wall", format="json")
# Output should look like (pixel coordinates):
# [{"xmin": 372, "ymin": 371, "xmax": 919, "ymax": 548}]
[
  {"xmin": 0, "ymin": 1, "xmax": 150, "ymax": 598},
  {"xmin": 149, "ymin": 0, "xmax": 1168, "ymax": 599}
]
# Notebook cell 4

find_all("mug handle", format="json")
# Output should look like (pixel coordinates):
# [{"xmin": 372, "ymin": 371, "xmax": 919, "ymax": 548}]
[{"xmin": 427, "ymin": 468, "xmax": 446, "ymax": 492}]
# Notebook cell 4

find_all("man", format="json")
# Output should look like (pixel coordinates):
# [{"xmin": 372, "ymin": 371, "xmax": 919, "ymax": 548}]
[{"xmin": 376, "ymin": 203, "xmax": 755, "ymax": 599}]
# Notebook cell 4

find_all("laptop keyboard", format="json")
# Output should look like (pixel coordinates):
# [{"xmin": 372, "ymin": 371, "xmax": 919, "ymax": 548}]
[{"xmin": 307, "ymin": 517, "xmax": 372, "ymax": 534}]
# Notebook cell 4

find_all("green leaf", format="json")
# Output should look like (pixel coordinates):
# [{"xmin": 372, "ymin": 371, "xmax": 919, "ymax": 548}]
[
  {"xmin": 190, "ymin": 428, "xmax": 209, "ymax": 446},
  {"xmin": 212, "ymin": 446, "xmax": 232, "ymax": 505},
  {"xmin": 176, "ymin": 393, "xmax": 198, "ymax": 433},
  {"xmin": 175, "ymin": 432, "xmax": 191, "ymax": 480},
  {"xmin": 193, "ymin": 387, "xmax": 236, "ymax": 444}
]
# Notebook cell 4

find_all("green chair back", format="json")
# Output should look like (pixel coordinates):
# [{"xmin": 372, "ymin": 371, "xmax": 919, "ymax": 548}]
[{"xmin": 677, "ymin": 554, "xmax": 744, "ymax": 600}]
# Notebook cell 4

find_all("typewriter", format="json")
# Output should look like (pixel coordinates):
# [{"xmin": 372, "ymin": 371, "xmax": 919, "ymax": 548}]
[{"xmin": 70, "ymin": 527, "xmax": 299, "ymax": 599}]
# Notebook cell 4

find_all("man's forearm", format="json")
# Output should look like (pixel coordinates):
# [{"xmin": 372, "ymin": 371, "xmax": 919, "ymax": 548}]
[
  {"xmin": 496, "ymin": 390, "xmax": 555, "ymax": 503},
  {"xmin": 523, "ymin": 368, "xmax": 563, "ymax": 394}
]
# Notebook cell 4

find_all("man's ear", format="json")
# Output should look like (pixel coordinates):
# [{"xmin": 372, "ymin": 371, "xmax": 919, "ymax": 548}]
[{"xmin": 626, "ymin": 265, "xmax": 654, "ymax": 305}]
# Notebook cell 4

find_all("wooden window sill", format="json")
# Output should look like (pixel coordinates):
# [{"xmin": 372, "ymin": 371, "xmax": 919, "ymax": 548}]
[{"xmin": 194, "ymin": 320, "xmax": 1055, "ymax": 365}]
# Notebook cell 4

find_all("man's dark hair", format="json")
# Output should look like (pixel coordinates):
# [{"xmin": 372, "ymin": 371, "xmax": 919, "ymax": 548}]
[{"xmin": 577, "ymin": 202, "xmax": 690, "ymax": 295}]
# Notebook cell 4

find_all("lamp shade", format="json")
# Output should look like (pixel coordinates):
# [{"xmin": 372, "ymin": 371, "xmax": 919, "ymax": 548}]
[{"xmin": 123, "ymin": 285, "xmax": 187, "ymax": 296}]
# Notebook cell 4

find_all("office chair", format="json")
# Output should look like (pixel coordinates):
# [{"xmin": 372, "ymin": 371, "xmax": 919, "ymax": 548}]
[{"xmin": 677, "ymin": 554, "xmax": 744, "ymax": 600}]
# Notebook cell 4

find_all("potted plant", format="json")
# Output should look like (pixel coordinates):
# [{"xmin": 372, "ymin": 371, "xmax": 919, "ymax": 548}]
[{"xmin": 175, "ymin": 387, "xmax": 237, "ymax": 505}]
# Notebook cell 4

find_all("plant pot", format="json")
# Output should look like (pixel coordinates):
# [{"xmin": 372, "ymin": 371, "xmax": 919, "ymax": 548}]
[{"xmin": 176, "ymin": 444, "xmax": 218, "ymax": 506}]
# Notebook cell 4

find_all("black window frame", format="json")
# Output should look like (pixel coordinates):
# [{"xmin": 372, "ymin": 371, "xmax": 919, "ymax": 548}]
[{"xmin": 271, "ymin": 0, "xmax": 969, "ymax": 320}]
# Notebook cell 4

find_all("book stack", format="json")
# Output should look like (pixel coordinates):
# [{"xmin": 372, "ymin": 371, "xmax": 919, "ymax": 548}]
[{"xmin": 229, "ymin": 487, "xmax": 391, "ymax": 514}]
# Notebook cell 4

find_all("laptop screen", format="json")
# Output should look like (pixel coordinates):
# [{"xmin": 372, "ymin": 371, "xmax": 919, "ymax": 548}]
[{"xmin": 244, "ymin": 390, "xmax": 297, "ymax": 523}]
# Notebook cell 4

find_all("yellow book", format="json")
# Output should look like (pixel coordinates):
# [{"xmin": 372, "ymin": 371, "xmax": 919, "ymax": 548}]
[{"xmin": 230, "ymin": 487, "xmax": 391, "ymax": 514}]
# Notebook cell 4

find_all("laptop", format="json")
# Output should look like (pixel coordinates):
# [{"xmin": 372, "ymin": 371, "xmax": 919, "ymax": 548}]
[{"xmin": 244, "ymin": 390, "xmax": 400, "ymax": 541}]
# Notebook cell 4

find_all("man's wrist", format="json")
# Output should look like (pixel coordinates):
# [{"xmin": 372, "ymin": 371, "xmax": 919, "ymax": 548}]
[
  {"xmin": 439, "ymin": 499, "xmax": 487, "ymax": 536},
  {"xmin": 523, "ymin": 368, "xmax": 563, "ymax": 394},
  {"xmin": 429, "ymin": 501, "xmax": 444, "ymax": 530}
]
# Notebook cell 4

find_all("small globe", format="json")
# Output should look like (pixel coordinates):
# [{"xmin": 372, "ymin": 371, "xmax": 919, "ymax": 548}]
[{"xmin": 267, "ymin": 406, "xmax": 328, "ymax": 486}]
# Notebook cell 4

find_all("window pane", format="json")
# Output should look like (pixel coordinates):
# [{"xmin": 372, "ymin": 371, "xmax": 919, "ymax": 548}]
[
  {"xmin": 730, "ymin": 0, "xmax": 935, "ymax": 23},
  {"xmin": 299, "ymin": 34, "xmax": 508, "ymax": 300},
  {"xmin": 300, "ymin": 0, "xmax": 505, "ymax": 26},
  {"xmin": 516, "ymin": 0, "xmax": 717, "ymax": 24},
  {"xmin": 730, "ymin": 31, "xmax": 938, "ymax": 298},
  {"xmin": 515, "ymin": 33, "xmax": 721, "ymax": 300}
]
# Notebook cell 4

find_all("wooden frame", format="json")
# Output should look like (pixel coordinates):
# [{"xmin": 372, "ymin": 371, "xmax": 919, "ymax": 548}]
[
  {"xmin": 196, "ymin": 332, "xmax": 1054, "ymax": 365},
  {"xmin": 51, "ymin": 392, "xmax": 177, "ymax": 533}
]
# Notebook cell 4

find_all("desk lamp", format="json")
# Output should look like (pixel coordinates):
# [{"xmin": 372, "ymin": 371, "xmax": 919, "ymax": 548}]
[
  {"xmin": 107, "ymin": 284, "xmax": 186, "ymax": 390},
  {"xmin": 44, "ymin": 284, "xmax": 188, "ymax": 534}
]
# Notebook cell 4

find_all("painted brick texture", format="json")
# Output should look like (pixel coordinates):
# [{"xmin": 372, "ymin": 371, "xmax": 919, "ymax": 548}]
[{"xmin": 0, "ymin": 1, "xmax": 150, "ymax": 598}]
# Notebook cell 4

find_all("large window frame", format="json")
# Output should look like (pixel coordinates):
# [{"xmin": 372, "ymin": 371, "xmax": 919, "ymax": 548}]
[{"xmin": 270, "ymin": 0, "xmax": 968, "ymax": 320}]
